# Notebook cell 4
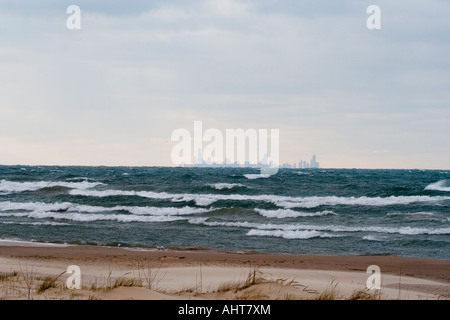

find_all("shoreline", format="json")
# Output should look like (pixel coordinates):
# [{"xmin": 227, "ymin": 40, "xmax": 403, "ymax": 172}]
[
  {"xmin": 1, "ymin": 243, "xmax": 449, "ymax": 281},
  {"xmin": 1, "ymin": 244, "xmax": 449, "ymax": 300}
]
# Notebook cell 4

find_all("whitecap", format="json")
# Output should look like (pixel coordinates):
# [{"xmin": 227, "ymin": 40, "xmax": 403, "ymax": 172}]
[
  {"xmin": 246, "ymin": 229, "xmax": 337, "ymax": 240},
  {"xmin": 425, "ymin": 180, "xmax": 450, "ymax": 192},
  {"xmin": 69, "ymin": 189, "xmax": 450, "ymax": 209},
  {"xmin": 187, "ymin": 218, "xmax": 450, "ymax": 235},
  {"xmin": 255, "ymin": 208, "xmax": 335, "ymax": 218},
  {"xmin": 386, "ymin": 212, "xmax": 436, "ymax": 218},
  {"xmin": 206, "ymin": 183, "xmax": 246, "ymax": 190},
  {"xmin": 1, "ymin": 221, "xmax": 70, "ymax": 226},
  {"xmin": 0, "ymin": 179, "xmax": 103, "ymax": 194},
  {"xmin": 243, "ymin": 174, "xmax": 271, "ymax": 180},
  {"xmin": 0, "ymin": 211, "xmax": 185, "ymax": 223},
  {"xmin": 0, "ymin": 201, "xmax": 211, "ymax": 217},
  {"xmin": 363, "ymin": 235, "xmax": 384, "ymax": 241}
]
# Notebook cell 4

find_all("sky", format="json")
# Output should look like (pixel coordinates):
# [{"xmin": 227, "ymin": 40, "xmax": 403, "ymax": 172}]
[{"xmin": 0, "ymin": 0, "xmax": 449, "ymax": 169}]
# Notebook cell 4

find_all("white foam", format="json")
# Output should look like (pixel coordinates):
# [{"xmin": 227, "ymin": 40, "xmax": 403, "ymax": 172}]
[
  {"xmin": 425, "ymin": 180, "xmax": 450, "ymax": 192},
  {"xmin": 0, "ymin": 201, "xmax": 73, "ymax": 212},
  {"xmin": 272, "ymin": 195, "xmax": 450, "ymax": 209},
  {"xmin": 243, "ymin": 174, "xmax": 271, "ymax": 180},
  {"xmin": 65, "ymin": 177, "xmax": 97, "ymax": 181},
  {"xmin": 188, "ymin": 219, "xmax": 450, "ymax": 235},
  {"xmin": 363, "ymin": 235, "xmax": 384, "ymax": 241},
  {"xmin": 0, "ymin": 211, "xmax": 184, "ymax": 223},
  {"xmin": 1, "ymin": 221, "xmax": 70, "ymax": 226},
  {"xmin": 255, "ymin": 208, "xmax": 335, "ymax": 218},
  {"xmin": 386, "ymin": 211, "xmax": 436, "ymax": 218},
  {"xmin": 115, "ymin": 205, "xmax": 209, "ymax": 216},
  {"xmin": 206, "ymin": 183, "xmax": 246, "ymax": 190},
  {"xmin": 0, "ymin": 201, "xmax": 210, "ymax": 217},
  {"xmin": 0, "ymin": 179, "xmax": 103, "ymax": 193},
  {"xmin": 0, "ymin": 239, "xmax": 70, "ymax": 247},
  {"xmin": 246, "ymin": 229, "xmax": 337, "ymax": 239},
  {"xmin": 70, "ymin": 189, "xmax": 450, "ymax": 208}
]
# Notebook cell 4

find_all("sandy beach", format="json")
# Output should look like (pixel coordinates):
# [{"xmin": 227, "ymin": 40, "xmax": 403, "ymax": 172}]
[{"xmin": 0, "ymin": 242, "xmax": 448, "ymax": 300}]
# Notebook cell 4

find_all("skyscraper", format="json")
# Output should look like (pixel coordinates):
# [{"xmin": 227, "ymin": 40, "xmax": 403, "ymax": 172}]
[{"xmin": 310, "ymin": 154, "xmax": 319, "ymax": 168}]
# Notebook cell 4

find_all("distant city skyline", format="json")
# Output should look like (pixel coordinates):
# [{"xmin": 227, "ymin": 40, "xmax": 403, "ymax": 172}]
[
  {"xmin": 281, "ymin": 154, "xmax": 320, "ymax": 169},
  {"xmin": 185, "ymin": 149, "xmax": 320, "ymax": 169}
]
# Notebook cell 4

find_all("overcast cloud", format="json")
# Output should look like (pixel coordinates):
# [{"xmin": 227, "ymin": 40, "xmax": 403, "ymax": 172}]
[{"xmin": 0, "ymin": 0, "xmax": 449, "ymax": 168}]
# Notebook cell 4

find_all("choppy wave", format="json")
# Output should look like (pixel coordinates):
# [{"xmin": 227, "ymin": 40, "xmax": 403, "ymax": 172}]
[
  {"xmin": 247, "ymin": 229, "xmax": 337, "ymax": 239},
  {"xmin": 0, "ymin": 179, "xmax": 102, "ymax": 194},
  {"xmin": 272, "ymin": 195, "xmax": 450, "ymax": 209},
  {"xmin": 243, "ymin": 174, "xmax": 271, "ymax": 180},
  {"xmin": 254, "ymin": 208, "xmax": 335, "ymax": 218},
  {"xmin": 386, "ymin": 211, "xmax": 436, "ymax": 218},
  {"xmin": 1, "ymin": 221, "xmax": 70, "ymax": 226},
  {"xmin": 425, "ymin": 180, "xmax": 450, "ymax": 192},
  {"xmin": 70, "ymin": 189, "xmax": 450, "ymax": 208},
  {"xmin": 1, "ymin": 167, "xmax": 449, "ymax": 258},
  {"xmin": 0, "ymin": 201, "xmax": 212, "ymax": 217},
  {"xmin": 363, "ymin": 235, "xmax": 384, "ymax": 242},
  {"xmin": 188, "ymin": 218, "xmax": 450, "ymax": 236},
  {"xmin": 206, "ymin": 183, "xmax": 246, "ymax": 190},
  {"xmin": 65, "ymin": 177, "xmax": 98, "ymax": 182},
  {"xmin": 0, "ymin": 211, "xmax": 184, "ymax": 223}
]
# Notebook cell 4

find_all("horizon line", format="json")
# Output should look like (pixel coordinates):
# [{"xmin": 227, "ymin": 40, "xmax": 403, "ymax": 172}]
[{"xmin": 0, "ymin": 164, "xmax": 449, "ymax": 171}]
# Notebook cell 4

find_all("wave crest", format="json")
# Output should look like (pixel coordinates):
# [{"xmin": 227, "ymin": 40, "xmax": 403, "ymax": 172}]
[
  {"xmin": 188, "ymin": 218, "xmax": 450, "ymax": 236},
  {"xmin": 247, "ymin": 229, "xmax": 337, "ymax": 239},
  {"xmin": 69, "ymin": 189, "xmax": 450, "ymax": 208},
  {"xmin": 255, "ymin": 208, "xmax": 335, "ymax": 218},
  {"xmin": 0, "ymin": 179, "xmax": 103, "ymax": 194},
  {"xmin": 206, "ymin": 183, "xmax": 246, "ymax": 190},
  {"xmin": 243, "ymin": 174, "xmax": 271, "ymax": 180},
  {"xmin": 425, "ymin": 180, "xmax": 450, "ymax": 192}
]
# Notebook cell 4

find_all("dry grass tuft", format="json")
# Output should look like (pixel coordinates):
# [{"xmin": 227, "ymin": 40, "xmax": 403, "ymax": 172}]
[
  {"xmin": 36, "ymin": 276, "xmax": 59, "ymax": 294},
  {"xmin": 111, "ymin": 275, "xmax": 142, "ymax": 289},
  {"xmin": 0, "ymin": 271, "xmax": 19, "ymax": 282},
  {"xmin": 349, "ymin": 289, "xmax": 382, "ymax": 300},
  {"xmin": 217, "ymin": 268, "xmax": 267, "ymax": 293},
  {"xmin": 135, "ymin": 260, "xmax": 166, "ymax": 290},
  {"xmin": 316, "ymin": 280, "xmax": 341, "ymax": 300}
]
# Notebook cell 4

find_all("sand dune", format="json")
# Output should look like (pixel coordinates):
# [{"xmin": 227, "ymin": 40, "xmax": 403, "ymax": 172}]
[{"xmin": 0, "ymin": 244, "xmax": 448, "ymax": 300}]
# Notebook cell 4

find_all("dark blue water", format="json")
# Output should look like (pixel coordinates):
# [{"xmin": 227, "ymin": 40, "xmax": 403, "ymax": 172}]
[{"xmin": 0, "ymin": 166, "xmax": 449, "ymax": 259}]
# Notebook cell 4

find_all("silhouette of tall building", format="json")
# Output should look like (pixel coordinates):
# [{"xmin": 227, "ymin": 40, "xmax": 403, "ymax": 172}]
[{"xmin": 310, "ymin": 154, "xmax": 319, "ymax": 168}]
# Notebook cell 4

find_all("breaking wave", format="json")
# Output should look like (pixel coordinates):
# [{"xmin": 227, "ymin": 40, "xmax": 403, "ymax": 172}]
[
  {"xmin": 246, "ymin": 229, "xmax": 337, "ymax": 239},
  {"xmin": 0, "ymin": 201, "xmax": 214, "ymax": 223},
  {"xmin": 0, "ymin": 211, "xmax": 184, "ymax": 223},
  {"xmin": 0, "ymin": 179, "xmax": 103, "ymax": 194},
  {"xmin": 206, "ymin": 183, "xmax": 247, "ymax": 190},
  {"xmin": 425, "ymin": 180, "xmax": 450, "ymax": 192},
  {"xmin": 243, "ymin": 174, "xmax": 271, "ymax": 180},
  {"xmin": 386, "ymin": 212, "xmax": 436, "ymax": 218},
  {"xmin": 1, "ymin": 221, "xmax": 70, "ymax": 226},
  {"xmin": 254, "ymin": 208, "xmax": 335, "ymax": 218},
  {"xmin": 69, "ymin": 189, "xmax": 450, "ymax": 208},
  {"xmin": 363, "ymin": 235, "xmax": 385, "ymax": 241},
  {"xmin": 188, "ymin": 218, "xmax": 450, "ymax": 236}
]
